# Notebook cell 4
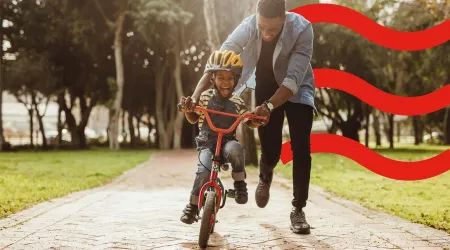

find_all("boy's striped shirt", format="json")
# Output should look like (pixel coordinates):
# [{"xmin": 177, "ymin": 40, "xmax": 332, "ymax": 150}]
[{"xmin": 196, "ymin": 89, "xmax": 250, "ymax": 129}]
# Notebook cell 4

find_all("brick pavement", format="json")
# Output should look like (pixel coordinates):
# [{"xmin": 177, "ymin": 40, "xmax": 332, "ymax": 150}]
[{"xmin": 0, "ymin": 150, "xmax": 449, "ymax": 250}]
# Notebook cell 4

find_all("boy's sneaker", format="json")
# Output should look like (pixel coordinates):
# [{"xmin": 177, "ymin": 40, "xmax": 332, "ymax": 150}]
[
  {"xmin": 234, "ymin": 181, "xmax": 248, "ymax": 204},
  {"xmin": 180, "ymin": 203, "xmax": 198, "ymax": 224}
]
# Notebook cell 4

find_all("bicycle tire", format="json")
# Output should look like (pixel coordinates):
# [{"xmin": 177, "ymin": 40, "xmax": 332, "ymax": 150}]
[{"xmin": 198, "ymin": 191, "xmax": 216, "ymax": 248}]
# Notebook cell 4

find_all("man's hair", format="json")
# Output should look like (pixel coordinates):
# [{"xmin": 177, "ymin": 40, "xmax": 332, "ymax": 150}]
[{"xmin": 257, "ymin": 0, "xmax": 286, "ymax": 18}]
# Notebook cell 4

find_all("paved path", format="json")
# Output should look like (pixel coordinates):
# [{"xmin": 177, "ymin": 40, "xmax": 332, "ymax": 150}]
[{"xmin": 0, "ymin": 150, "xmax": 449, "ymax": 250}]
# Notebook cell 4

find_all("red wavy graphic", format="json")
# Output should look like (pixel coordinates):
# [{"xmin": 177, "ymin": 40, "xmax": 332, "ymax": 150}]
[
  {"xmin": 313, "ymin": 69, "xmax": 450, "ymax": 116},
  {"xmin": 291, "ymin": 3, "xmax": 450, "ymax": 51},
  {"xmin": 280, "ymin": 134, "xmax": 450, "ymax": 181}
]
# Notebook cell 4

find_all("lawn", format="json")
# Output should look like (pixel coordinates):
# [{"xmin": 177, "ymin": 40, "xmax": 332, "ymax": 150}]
[
  {"xmin": 275, "ymin": 143, "xmax": 450, "ymax": 233},
  {"xmin": 0, "ymin": 149, "xmax": 151, "ymax": 218}
]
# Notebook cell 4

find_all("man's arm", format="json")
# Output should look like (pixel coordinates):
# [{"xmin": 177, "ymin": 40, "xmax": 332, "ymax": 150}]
[
  {"xmin": 270, "ymin": 23, "xmax": 314, "ymax": 109},
  {"xmin": 185, "ymin": 112, "xmax": 199, "ymax": 124},
  {"xmin": 190, "ymin": 73, "xmax": 212, "ymax": 102}
]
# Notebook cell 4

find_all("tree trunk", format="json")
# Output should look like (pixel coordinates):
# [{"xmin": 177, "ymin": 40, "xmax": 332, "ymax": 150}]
[
  {"xmin": 364, "ymin": 106, "xmax": 370, "ymax": 147},
  {"xmin": 173, "ymin": 113, "xmax": 184, "ymax": 149},
  {"xmin": 56, "ymin": 104, "xmax": 63, "ymax": 148},
  {"xmin": 413, "ymin": 116, "xmax": 423, "ymax": 145},
  {"xmin": 128, "ymin": 111, "xmax": 136, "ymax": 148},
  {"xmin": 147, "ymin": 120, "xmax": 152, "ymax": 148},
  {"xmin": 159, "ymin": 132, "xmax": 171, "ymax": 149},
  {"xmin": 121, "ymin": 110, "xmax": 127, "ymax": 143},
  {"xmin": 397, "ymin": 120, "xmax": 401, "ymax": 143},
  {"xmin": 28, "ymin": 109, "xmax": 34, "ymax": 147},
  {"xmin": 388, "ymin": 114, "xmax": 394, "ymax": 149},
  {"xmin": 341, "ymin": 121, "xmax": 360, "ymax": 142},
  {"xmin": 241, "ymin": 90, "xmax": 258, "ymax": 166},
  {"xmin": 154, "ymin": 58, "xmax": 170, "ymax": 149},
  {"xmin": 136, "ymin": 116, "xmax": 141, "ymax": 144},
  {"xmin": 203, "ymin": 0, "xmax": 222, "ymax": 50},
  {"xmin": 60, "ymin": 94, "xmax": 93, "ymax": 149},
  {"xmin": 79, "ymin": 127, "xmax": 87, "ymax": 149},
  {"xmin": 68, "ymin": 126, "xmax": 86, "ymax": 149},
  {"xmin": 172, "ymin": 34, "xmax": 185, "ymax": 149},
  {"xmin": 327, "ymin": 120, "xmax": 339, "ymax": 134},
  {"xmin": 33, "ymin": 103, "xmax": 47, "ymax": 149},
  {"xmin": 444, "ymin": 106, "xmax": 450, "ymax": 145},
  {"xmin": 108, "ymin": 11, "xmax": 126, "ymax": 150},
  {"xmin": 373, "ymin": 111, "xmax": 381, "ymax": 147},
  {"xmin": 32, "ymin": 95, "xmax": 51, "ymax": 149}
]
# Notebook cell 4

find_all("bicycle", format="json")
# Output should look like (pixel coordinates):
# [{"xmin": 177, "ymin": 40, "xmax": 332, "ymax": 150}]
[{"xmin": 178, "ymin": 103, "xmax": 267, "ymax": 248}]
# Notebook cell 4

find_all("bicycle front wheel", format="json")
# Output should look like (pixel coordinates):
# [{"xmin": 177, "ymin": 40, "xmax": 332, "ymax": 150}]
[{"xmin": 198, "ymin": 191, "xmax": 216, "ymax": 248}]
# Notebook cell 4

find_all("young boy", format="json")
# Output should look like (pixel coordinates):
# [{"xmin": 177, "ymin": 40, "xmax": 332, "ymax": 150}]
[{"xmin": 179, "ymin": 50, "xmax": 261, "ymax": 224}]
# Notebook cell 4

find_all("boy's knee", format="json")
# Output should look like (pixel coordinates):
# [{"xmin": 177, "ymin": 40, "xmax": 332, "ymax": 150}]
[
  {"xmin": 224, "ymin": 141, "xmax": 244, "ymax": 159},
  {"xmin": 196, "ymin": 167, "xmax": 211, "ymax": 182},
  {"xmin": 191, "ymin": 170, "xmax": 210, "ymax": 198}
]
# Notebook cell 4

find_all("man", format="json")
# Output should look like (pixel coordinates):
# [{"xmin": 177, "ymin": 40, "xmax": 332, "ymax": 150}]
[{"xmin": 184, "ymin": 0, "xmax": 315, "ymax": 234}]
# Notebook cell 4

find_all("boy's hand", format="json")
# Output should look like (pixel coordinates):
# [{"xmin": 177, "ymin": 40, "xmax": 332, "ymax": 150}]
[
  {"xmin": 183, "ymin": 96, "xmax": 197, "ymax": 113},
  {"xmin": 180, "ymin": 96, "xmax": 197, "ymax": 113}
]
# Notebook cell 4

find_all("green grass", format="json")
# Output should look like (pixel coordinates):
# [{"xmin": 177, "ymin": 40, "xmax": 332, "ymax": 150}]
[
  {"xmin": 275, "ymin": 143, "xmax": 450, "ymax": 233},
  {"xmin": 0, "ymin": 149, "xmax": 151, "ymax": 218}
]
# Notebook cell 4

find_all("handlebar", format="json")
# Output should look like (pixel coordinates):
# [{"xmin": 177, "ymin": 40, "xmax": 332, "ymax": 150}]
[
  {"xmin": 177, "ymin": 104, "xmax": 267, "ymax": 121},
  {"xmin": 177, "ymin": 103, "xmax": 267, "ymax": 134}
]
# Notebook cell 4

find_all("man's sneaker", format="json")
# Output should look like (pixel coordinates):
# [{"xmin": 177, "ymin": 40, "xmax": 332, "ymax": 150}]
[
  {"xmin": 290, "ymin": 207, "xmax": 311, "ymax": 234},
  {"xmin": 180, "ymin": 203, "xmax": 198, "ymax": 224},
  {"xmin": 234, "ymin": 181, "xmax": 248, "ymax": 204},
  {"xmin": 255, "ymin": 177, "xmax": 273, "ymax": 208}
]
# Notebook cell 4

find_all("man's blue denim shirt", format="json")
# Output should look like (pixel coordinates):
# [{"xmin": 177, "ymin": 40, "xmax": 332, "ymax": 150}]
[{"xmin": 212, "ymin": 12, "xmax": 316, "ymax": 114}]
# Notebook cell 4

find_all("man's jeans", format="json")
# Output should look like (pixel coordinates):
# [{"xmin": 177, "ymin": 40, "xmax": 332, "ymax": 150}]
[
  {"xmin": 189, "ymin": 140, "xmax": 246, "ymax": 205},
  {"xmin": 258, "ymin": 101, "xmax": 313, "ymax": 208}
]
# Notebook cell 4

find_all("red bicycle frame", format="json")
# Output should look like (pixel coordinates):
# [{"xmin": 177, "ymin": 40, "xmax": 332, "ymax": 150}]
[{"xmin": 193, "ymin": 106, "xmax": 267, "ymax": 213}]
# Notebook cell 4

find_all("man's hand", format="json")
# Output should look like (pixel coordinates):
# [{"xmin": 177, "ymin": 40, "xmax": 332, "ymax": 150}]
[
  {"xmin": 180, "ymin": 96, "xmax": 197, "ymax": 113},
  {"xmin": 252, "ymin": 105, "xmax": 271, "ymax": 126}
]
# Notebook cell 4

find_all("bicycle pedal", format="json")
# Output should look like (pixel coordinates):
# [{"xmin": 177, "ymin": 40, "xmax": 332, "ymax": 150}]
[{"xmin": 226, "ymin": 189, "xmax": 236, "ymax": 198}]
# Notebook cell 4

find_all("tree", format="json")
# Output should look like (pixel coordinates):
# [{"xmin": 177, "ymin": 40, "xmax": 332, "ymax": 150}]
[
  {"xmin": 203, "ymin": 0, "xmax": 221, "ymax": 51},
  {"xmin": 4, "ymin": 0, "xmax": 114, "ymax": 149},
  {"xmin": 0, "ymin": 0, "xmax": 18, "ymax": 150},
  {"xmin": 6, "ymin": 49, "xmax": 57, "ymax": 148},
  {"xmin": 445, "ymin": 105, "xmax": 450, "ymax": 145},
  {"xmin": 95, "ymin": 0, "xmax": 129, "ymax": 150},
  {"xmin": 376, "ymin": 0, "xmax": 450, "ymax": 146},
  {"xmin": 313, "ymin": 24, "xmax": 372, "ymax": 142},
  {"xmin": 122, "ymin": 32, "xmax": 156, "ymax": 148},
  {"xmin": 133, "ymin": 0, "xmax": 193, "ymax": 149}
]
